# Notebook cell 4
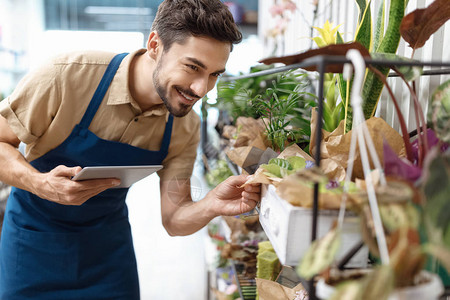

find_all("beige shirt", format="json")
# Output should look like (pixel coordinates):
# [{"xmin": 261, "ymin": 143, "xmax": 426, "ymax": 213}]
[{"xmin": 0, "ymin": 49, "xmax": 200, "ymax": 181}]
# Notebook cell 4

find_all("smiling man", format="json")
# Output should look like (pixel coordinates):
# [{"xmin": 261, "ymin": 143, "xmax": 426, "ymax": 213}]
[{"xmin": 0, "ymin": 0, "xmax": 261, "ymax": 299}]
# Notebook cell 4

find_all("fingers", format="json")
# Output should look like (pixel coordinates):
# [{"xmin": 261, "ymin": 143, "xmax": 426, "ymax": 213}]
[
  {"xmin": 240, "ymin": 198, "xmax": 258, "ymax": 213},
  {"xmin": 64, "ymin": 178, "xmax": 120, "ymax": 205},
  {"xmin": 242, "ymin": 183, "xmax": 261, "ymax": 203},
  {"xmin": 244, "ymin": 183, "xmax": 260, "ymax": 193},
  {"xmin": 75, "ymin": 178, "xmax": 121, "ymax": 189},
  {"xmin": 242, "ymin": 190, "xmax": 260, "ymax": 202},
  {"xmin": 225, "ymin": 174, "xmax": 249, "ymax": 186},
  {"xmin": 40, "ymin": 165, "xmax": 121, "ymax": 206}
]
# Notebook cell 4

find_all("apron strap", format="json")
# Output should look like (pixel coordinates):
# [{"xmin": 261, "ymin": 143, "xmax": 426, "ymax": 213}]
[
  {"xmin": 160, "ymin": 114, "xmax": 174, "ymax": 154},
  {"xmin": 79, "ymin": 53, "xmax": 128, "ymax": 129}
]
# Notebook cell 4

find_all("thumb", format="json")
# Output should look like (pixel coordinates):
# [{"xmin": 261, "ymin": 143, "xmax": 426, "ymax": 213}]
[{"xmin": 226, "ymin": 174, "xmax": 249, "ymax": 186}]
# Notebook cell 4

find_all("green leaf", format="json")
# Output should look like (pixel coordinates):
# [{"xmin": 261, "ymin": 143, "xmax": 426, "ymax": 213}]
[
  {"xmin": 297, "ymin": 228, "xmax": 341, "ymax": 280},
  {"xmin": 355, "ymin": 0, "xmax": 368, "ymax": 23},
  {"xmin": 378, "ymin": 0, "xmax": 405, "ymax": 54},
  {"xmin": 260, "ymin": 163, "xmax": 282, "ymax": 178},
  {"xmin": 374, "ymin": 0, "xmax": 386, "ymax": 51},
  {"xmin": 429, "ymin": 79, "xmax": 450, "ymax": 143},
  {"xmin": 360, "ymin": 265, "xmax": 395, "ymax": 300},
  {"xmin": 379, "ymin": 203, "xmax": 420, "ymax": 233},
  {"xmin": 286, "ymin": 156, "xmax": 307, "ymax": 170},
  {"xmin": 359, "ymin": 0, "xmax": 406, "ymax": 121},
  {"xmin": 323, "ymin": 102, "xmax": 336, "ymax": 132},
  {"xmin": 330, "ymin": 281, "xmax": 363, "ymax": 300},
  {"xmin": 354, "ymin": 0, "xmax": 373, "ymax": 51},
  {"xmin": 422, "ymin": 150, "xmax": 450, "ymax": 244},
  {"xmin": 371, "ymin": 52, "xmax": 424, "ymax": 81},
  {"xmin": 336, "ymin": 31, "xmax": 348, "ymax": 111},
  {"xmin": 423, "ymin": 243, "xmax": 450, "ymax": 274},
  {"xmin": 268, "ymin": 157, "xmax": 294, "ymax": 170}
]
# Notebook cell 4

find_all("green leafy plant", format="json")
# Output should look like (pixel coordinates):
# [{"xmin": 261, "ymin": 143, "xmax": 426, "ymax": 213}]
[
  {"xmin": 205, "ymin": 159, "xmax": 234, "ymax": 188},
  {"xmin": 428, "ymin": 79, "xmax": 450, "ymax": 144},
  {"xmin": 342, "ymin": 0, "xmax": 407, "ymax": 132},
  {"xmin": 251, "ymin": 72, "xmax": 315, "ymax": 152},
  {"xmin": 260, "ymin": 156, "xmax": 307, "ymax": 178},
  {"xmin": 296, "ymin": 66, "xmax": 450, "ymax": 300},
  {"xmin": 216, "ymin": 64, "xmax": 304, "ymax": 122},
  {"xmin": 312, "ymin": 21, "xmax": 346, "ymax": 132},
  {"xmin": 218, "ymin": 66, "xmax": 316, "ymax": 152}
]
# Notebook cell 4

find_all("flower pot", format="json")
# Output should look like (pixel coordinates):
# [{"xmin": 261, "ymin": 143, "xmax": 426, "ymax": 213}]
[
  {"xmin": 388, "ymin": 271, "xmax": 444, "ymax": 300},
  {"xmin": 316, "ymin": 270, "xmax": 444, "ymax": 300},
  {"xmin": 259, "ymin": 184, "xmax": 368, "ymax": 267},
  {"xmin": 316, "ymin": 269, "xmax": 370, "ymax": 299}
]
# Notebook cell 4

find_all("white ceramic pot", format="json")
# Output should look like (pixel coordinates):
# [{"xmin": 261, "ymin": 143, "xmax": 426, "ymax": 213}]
[
  {"xmin": 388, "ymin": 271, "xmax": 444, "ymax": 300},
  {"xmin": 316, "ymin": 271, "xmax": 444, "ymax": 300}
]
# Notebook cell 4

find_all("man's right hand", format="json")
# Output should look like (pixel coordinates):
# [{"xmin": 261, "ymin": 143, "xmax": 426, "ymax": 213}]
[
  {"xmin": 1, "ymin": 116, "xmax": 119, "ymax": 205},
  {"xmin": 33, "ymin": 165, "xmax": 121, "ymax": 206}
]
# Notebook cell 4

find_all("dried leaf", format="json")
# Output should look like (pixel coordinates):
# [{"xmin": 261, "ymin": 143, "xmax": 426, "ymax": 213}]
[
  {"xmin": 400, "ymin": 0, "xmax": 450, "ymax": 50},
  {"xmin": 258, "ymin": 42, "xmax": 370, "ymax": 73}
]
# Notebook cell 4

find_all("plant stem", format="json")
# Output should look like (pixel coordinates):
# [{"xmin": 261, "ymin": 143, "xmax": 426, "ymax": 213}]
[{"xmin": 393, "ymin": 68, "xmax": 429, "ymax": 167}]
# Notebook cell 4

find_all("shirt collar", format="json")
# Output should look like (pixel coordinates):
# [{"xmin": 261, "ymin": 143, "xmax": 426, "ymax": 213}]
[{"xmin": 107, "ymin": 49, "xmax": 169, "ymax": 118}]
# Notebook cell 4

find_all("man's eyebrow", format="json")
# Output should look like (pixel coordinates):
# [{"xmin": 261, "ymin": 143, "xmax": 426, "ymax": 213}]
[{"xmin": 186, "ymin": 57, "xmax": 226, "ymax": 74}]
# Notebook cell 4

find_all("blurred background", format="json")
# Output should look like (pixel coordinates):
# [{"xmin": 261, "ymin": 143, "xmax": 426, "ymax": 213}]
[{"xmin": 0, "ymin": 0, "xmax": 260, "ymax": 97}]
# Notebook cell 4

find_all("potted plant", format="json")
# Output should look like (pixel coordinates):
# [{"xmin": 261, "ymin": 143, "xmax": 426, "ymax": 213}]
[{"xmin": 295, "ymin": 48, "xmax": 450, "ymax": 300}]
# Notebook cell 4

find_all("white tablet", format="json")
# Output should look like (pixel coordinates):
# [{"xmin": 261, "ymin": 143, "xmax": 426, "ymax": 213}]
[{"xmin": 72, "ymin": 165, "xmax": 163, "ymax": 188}]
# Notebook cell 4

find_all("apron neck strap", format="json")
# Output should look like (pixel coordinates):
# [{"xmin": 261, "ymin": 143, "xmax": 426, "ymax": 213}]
[
  {"xmin": 160, "ymin": 114, "xmax": 174, "ymax": 153},
  {"xmin": 79, "ymin": 53, "xmax": 128, "ymax": 129}
]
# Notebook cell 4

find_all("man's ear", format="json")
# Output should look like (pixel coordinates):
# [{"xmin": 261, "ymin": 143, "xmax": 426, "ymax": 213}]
[{"xmin": 147, "ymin": 31, "xmax": 160, "ymax": 59}]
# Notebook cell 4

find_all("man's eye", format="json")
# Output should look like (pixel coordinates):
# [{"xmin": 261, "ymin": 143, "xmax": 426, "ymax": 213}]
[
  {"xmin": 187, "ymin": 65, "xmax": 198, "ymax": 71},
  {"xmin": 212, "ymin": 73, "xmax": 222, "ymax": 78}
]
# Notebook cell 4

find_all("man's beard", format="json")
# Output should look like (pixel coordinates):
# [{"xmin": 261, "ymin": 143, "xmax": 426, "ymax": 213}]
[{"xmin": 153, "ymin": 59, "xmax": 193, "ymax": 118}]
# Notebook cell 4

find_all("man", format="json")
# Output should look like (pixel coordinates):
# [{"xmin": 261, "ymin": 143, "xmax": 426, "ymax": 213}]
[{"xmin": 0, "ymin": 0, "xmax": 260, "ymax": 298}]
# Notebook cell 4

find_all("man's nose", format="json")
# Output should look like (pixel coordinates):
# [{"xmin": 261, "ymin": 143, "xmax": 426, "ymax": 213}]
[{"xmin": 190, "ymin": 76, "xmax": 209, "ymax": 98}]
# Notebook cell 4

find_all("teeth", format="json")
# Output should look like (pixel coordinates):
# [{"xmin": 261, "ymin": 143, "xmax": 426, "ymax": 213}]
[{"xmin": 178, "ymin": 89, "xmax": 195, "ymax": 101}]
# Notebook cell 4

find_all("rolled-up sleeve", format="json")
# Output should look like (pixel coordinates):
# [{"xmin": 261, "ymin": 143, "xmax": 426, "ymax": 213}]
[{"xmin": 0, "ymin": 62, "xmax": 61, "ymax": 145}]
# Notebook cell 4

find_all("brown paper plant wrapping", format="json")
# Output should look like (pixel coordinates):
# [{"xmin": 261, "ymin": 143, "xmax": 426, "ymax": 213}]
[
  {"xmin": 222, "ymin": 116, "xmax": 269, "ymax": 150},
  {"xmin": 309, "ymin": 108, "xmax": 405, "ymax": 181},
  {"xmin": 243, "ymin": 144, "xmax": 314, "ymax": 187},
  {"xmin": 256, "ymin": 278, "xmax": 305, "ymax": 300},
  {"xmin": 276, "ymin": 167, "xmax": 362, "ymax": 210}
]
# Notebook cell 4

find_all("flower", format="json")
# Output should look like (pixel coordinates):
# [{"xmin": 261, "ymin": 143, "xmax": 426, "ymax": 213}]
[
  {"xmin": 269, "ymin": 4, "xmax": 284, "ymax": 17},
  {"xmin": 282, "ymin": 0, "xmax": 297, "ymax": 12}
]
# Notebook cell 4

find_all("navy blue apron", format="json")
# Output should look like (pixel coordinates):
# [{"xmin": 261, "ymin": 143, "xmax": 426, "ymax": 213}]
[{"xmin": 0, "ymin": 53, "xmax": 173, "ymax": 299}]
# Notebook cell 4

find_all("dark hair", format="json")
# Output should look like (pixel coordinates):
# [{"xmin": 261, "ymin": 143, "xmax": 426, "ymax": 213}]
[{"xmin": 151, "ymin": 0, "xmax": 242, "ymax": 51}]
